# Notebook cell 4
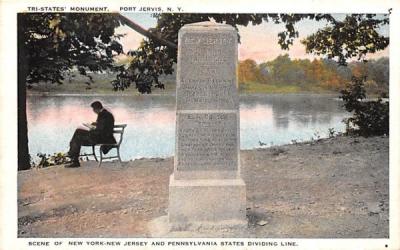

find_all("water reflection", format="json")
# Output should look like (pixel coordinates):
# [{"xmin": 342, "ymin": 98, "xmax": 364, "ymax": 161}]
[
  {"xmin": 241, "ymin": 94, "xmax": 342, "ymax": 128},
  {"xmin": 239, "ymin": 94, "xmax": 347, "ymax": 148},
  {"xmin": 27, "ymin": 94, "xmax": 348, "ymax": 161}
]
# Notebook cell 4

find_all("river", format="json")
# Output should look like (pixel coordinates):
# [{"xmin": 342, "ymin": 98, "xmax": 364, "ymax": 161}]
[{"xmin": 27, "ymin": 93, "xmax": 349, "ymax": 162}]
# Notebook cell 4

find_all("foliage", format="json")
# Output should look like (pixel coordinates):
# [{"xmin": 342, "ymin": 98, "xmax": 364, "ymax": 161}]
[
  {"xmin": 18, "ymin": 13, "xmax": 125, "ymax": 170},
  {"xmin": 112, "ymin": 14, "xmax": 272, "ymax": 92},
  {"xmin": 33, "ymin": 152, "xmax": 95, "ymax": 168},
  {"xmin": 34, "ymin": 152, "xmax": 70, "ymax": 168},
  {"xmin": 328, "ymin": 128, "xmax": 336, "ymax": 138},
  {"xmin": 238, "ymin": 59, "xmax": 264, "ymax": 84},
  {"xmin": 349, "ymin": 58, "xmax": 389, "ymax": 93},
  {"xmin": 238, "ymin": 55, "xmax": 388, "ymax": 94},
  {"xmin": 302, "ymin": 14, "xmax": 389, "ymax": 65},
  {"xmin": 115, "ymin": 13, "xmax": 389, "ymax": 94},
  {"xmin": 19, "ymin": 13, "xmax": 124, "ymax": 86},
  {"xmin": 340, "ymin": 76, "xmax": 389, "ymax": 136}
]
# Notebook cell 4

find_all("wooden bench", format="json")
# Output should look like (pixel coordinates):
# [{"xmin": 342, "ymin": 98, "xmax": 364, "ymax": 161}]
[{"xmin": 81, "ymin": 124, "xmax": 127, "ymax": 167}]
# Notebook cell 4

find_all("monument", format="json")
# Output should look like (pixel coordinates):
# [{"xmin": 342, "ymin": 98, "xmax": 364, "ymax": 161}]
[{"xmin": 168, "ymin": 21, "xmax": 247, "ymax": 233}]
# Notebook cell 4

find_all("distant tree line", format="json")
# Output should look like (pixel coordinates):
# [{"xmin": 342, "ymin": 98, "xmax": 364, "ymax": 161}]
[{"xmin": 238, "ymin": 54, "xmax": 389, "ymax": 94}]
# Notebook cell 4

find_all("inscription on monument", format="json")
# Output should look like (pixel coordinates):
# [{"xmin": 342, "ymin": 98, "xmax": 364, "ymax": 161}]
[
  {"xmin": 185, "ymin": 49, "xmax": 230, "ymax": 64},
  {"xmin": 183, "ymin": 35, "xmax": 234, "ymax": 45},
  {"xmin": 177, "ymin": 113, "xmax": 238, "ymax": 171},
  {"xmin": 177, "ymin": 32, "xmax": 237, "ymax": 110},
  {"xmin": 176, "ymin": 22, "xmax": 239, "ymax": 172},
  {"xmin": 177, "ymin": 78, "xmax": 237, "ymax": 110}
]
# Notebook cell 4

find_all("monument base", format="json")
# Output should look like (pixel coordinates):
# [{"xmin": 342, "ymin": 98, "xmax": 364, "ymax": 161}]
[
  {"xmin": 148, "ymin": 215, "xmax": 250, "ymax": 237},
  {"xmin": 168, "ymin": 174, "xmax": 247, "ymax": 232}
]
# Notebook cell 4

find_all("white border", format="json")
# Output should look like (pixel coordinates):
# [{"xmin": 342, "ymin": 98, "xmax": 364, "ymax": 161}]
[{"xmin": 1, "ymin": 0, "xmax": 399, "ymax": 249}]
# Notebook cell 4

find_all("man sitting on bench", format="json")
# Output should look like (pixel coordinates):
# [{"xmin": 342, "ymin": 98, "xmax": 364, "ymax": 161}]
[{"xmin": 66, "ymin": 101, "xmax": 116, "ymax": 168}]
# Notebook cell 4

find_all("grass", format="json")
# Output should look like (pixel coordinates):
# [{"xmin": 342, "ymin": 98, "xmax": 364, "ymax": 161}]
[{"xmin": 238, "ymin": 81, "xmax": 335, "ymax": 94}]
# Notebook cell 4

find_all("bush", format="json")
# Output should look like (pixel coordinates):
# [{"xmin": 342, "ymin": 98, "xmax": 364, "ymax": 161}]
[
  {"xmin": 34, "ymin": 152, "xmax": 70, "ymax": 168},
  {"xmin": 340, "ymin": 76, "xmax": 389, "ymax": 136}
]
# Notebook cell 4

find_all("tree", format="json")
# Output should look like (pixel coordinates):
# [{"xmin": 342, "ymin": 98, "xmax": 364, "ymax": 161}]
[
  {"xmin": 301, "ymin": 14, "xmax": 389, "ymax": 65},
  {"xmin": 266, "ymin": 54, "xmax": 311, "ymax": 86},
  {"xmin": 340, "ymin": 76, "xmax": 389, "ymax": 136},
  {"xmin": 348, "ymin": 58, "xmax": 389, "ymax": 94},
  {"xmin": 238, "ymin": 59, "xmax": 262, "ymax": 84},
  {"xmin": 267, "ymin": 54, "xmax": 292, "ymax": 84},
  {"xmin": 258, "ymin": 62, "xmax": 271, "ymax": 81},
  {"xmin": 18, "ymin": 13, "xmax": 124, "ymax": 170},
  {"xmin": 113, "ymin": 13, "xmax": 388, "ymax": 93}
]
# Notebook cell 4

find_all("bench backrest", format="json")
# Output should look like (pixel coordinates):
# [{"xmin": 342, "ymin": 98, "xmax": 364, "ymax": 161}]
[{"xmin": 113, "ymin": 124, "xmax": 127, "ymax": 146}]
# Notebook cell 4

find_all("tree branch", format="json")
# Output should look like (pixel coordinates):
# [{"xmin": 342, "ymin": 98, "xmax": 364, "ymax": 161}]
[{"xmin": 116, "ymin": 13, "xmax": 177, "ymax": 49}]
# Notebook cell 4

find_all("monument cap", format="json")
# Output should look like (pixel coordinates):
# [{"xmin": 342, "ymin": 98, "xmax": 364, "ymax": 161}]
[{"xmin": 180, "ymin": 21, "xmax": 235, "ymax": 31}]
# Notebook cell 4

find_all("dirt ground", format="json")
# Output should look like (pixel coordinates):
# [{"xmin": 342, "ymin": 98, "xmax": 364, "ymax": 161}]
[{"xmin": 18, "ymin": 135, "xmax": 389, "ymax": 238}]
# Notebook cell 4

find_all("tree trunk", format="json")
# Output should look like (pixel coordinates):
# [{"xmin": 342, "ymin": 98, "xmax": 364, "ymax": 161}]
[{"xmin": 18, "ymin": 14, "xmax": 31, "ymax": 170}]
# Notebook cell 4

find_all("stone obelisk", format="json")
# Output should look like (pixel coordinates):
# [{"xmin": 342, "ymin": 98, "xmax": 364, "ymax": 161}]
[{"xmin": 168, "ymin": 21, "xmax": 247, "ymax": 232}]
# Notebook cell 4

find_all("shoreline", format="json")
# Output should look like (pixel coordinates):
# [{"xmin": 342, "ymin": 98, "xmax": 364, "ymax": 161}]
[
  {"xmin": 27, "ymin": 135, "xmax": 347, "ymax": 169},
  {"xmin": 26, "ymin": 92, "xmax": 387, "ymax": 103},
  {"xmin": 26, "ymin": 91, "xmax": 340, "ymax": 97}
]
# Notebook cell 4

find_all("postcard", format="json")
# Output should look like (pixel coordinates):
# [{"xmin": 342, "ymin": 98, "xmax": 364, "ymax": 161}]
[{"xmin": 1, "ymin": 0, "xmax": 399, "ymax": 249}]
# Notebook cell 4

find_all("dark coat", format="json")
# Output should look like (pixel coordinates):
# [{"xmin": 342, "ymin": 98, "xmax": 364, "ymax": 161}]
[{"xmin": 90, "ymin": 109, "xmax": 116, "ymax": 154}]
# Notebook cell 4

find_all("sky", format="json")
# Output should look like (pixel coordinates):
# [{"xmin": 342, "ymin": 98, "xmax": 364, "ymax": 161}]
[{"xmin": 115, "ymin": 13, "xmax": 389, "ymax": 64}]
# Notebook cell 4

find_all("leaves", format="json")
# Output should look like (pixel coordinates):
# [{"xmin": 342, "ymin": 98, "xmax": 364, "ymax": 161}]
[
  {"xmin": 116, "ymin": 13, "xmax": 388, "ymax": 94},
  {"xmin": 35, "ymin": 152, "xmax": 70, "ymax": 168},
  {"xmin": 114, "ymin": 14, "xmax": 283, "ymax": 92},
  {"xmin": 301, "ymin": 14, "xmax": 389, "ymax": 65},
  {"xmin": 238, "ymin": 59, "xmax": 263, "ymax": 84},
  {"xmin": 238, "ymin": 55, "xmax": 388, "ymax": 94},
  {"xmin": 340, "ymin": 76, "xmax": 389, "ymax": 136},
  {"xmin": 19, "ymin": 13, "xmax": 124, "ymax": 85}
]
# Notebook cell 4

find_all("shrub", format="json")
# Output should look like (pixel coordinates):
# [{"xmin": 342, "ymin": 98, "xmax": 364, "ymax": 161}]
[
  {"xmin": 340, "ymin": 76, "xmax": 389, "ymax": 136},
  {"xmin": 34, "ymin": 152, "xmax": 70, "ymax": 168}
]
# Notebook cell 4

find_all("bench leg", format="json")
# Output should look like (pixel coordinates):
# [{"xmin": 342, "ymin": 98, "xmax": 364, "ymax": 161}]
[
  {"xmin": 117, "ymin": 147, "xmax": 122, "ymax": 164},
  {"xmin": 98, "ymin": 149, "xmax": 103, "ymax": 167},
  {"xmin": 92, "ymin": 145, "xmax": 98, "ymax": 162}
]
